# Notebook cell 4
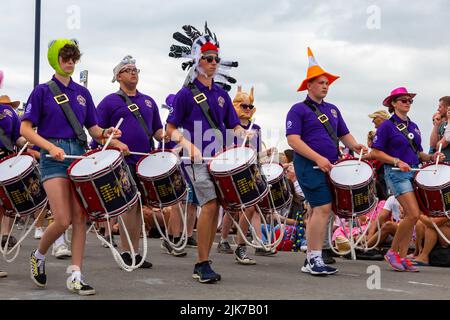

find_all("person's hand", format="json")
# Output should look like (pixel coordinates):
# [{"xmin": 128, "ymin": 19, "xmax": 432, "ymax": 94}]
[
  {"xmin": 316, "ymin": 156, "xmax": 333, "ymax": 173},
  {"xmin": 352, "ymin": 144, "xmax": 368, "ymax": 156},
  {"xmin": 286, "ymin": 164, "xmax": 297, "ymax": 182},
  {"xmin": 110, "ymin": 140, "xmax": 130, "ymax": 155},
  {"xmin": 266, "ymin": 147, "xmax": 277, "ymax": 157},
  {"xmin": 189, "ymin": 145, "xmax": 203, "ymax": 163},
  {"xmin": 104, "ymin": 127, "xmax": 122, "ymax": 139},
  {"xmin": 431, "ymin": 151, "xmax": 445, "ymax": 163},
  {"xmin": 48, "ymin": 145, "xmax": 65, "ymax": 161},
  {"xmin": 397, "ymin": 160, "xmax": 411, "ymax": 172}
]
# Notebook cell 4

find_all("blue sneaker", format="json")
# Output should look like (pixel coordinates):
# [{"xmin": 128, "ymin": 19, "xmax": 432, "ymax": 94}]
[
  {"xmin": 192, "ymin": 261, "xmax": 221, "ymax": 283},
  {"xmin": 301, "ymin": 257, "xmax": 338, "ymax": 276}
]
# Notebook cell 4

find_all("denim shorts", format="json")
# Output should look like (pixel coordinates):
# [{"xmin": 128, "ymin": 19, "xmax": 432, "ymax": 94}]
[
  {"xmin": 384, "ymin": 164, "xmax": 417, "ymax": 197},
  {"xmin": 39, "ymin": 138, "xmax": 86, "ymax": 183},
  {"xmin": 293, "ymin": 153, "xmax": 332, "ymax": 208}
]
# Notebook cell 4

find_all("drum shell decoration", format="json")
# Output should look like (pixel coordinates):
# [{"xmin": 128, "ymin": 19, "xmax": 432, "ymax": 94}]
[
  {"xmin": 258, "ymin": 163, "xmax": 293, "ymax": 213},
  {"xmin": 328, "ymin": 159, "xmax": 377, "ymax": 219},
  {"xmin": 414, "ymin": 163, "xmax": 450, "ymax": 217},
  {"xmin": 68, "ymin": 148, "xmax": 139, "ymax": 222},
  {"xmin": 209, "ymin": 147, "xmax": 268, "ymax": 211},
  {"xmin": 136, "ymin": 150, "xmax": 187, "ymax": 208},
  {"xmin": 0, "ymin": 153, "xmax": 47, "ymax": 218}
]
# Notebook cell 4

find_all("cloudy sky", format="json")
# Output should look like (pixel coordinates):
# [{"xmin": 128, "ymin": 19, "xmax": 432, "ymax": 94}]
[{"xmin": 1, "ymin": 0, "xmax": 449, "ymax": 151}]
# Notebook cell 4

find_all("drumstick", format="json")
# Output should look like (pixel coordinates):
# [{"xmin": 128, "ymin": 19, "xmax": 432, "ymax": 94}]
[
  {"xmin": 45, "ymin": 154, "xmax": 95, "ymax": 160},
  {"xmin": 102, "ymin": 118, "xmax": 124, "ymax": 152},
  {"xmin": 9, "ymin": 142, "xmax": 29, "ymax": 168},
  {"xmin": 392, "ymin": 168, "xmax": 435, "ymax": 172},
  {"xmin": 313, "ymin": 163, "xmax": 361, "ymax": 170},
  {"xmin": 269, "ymin": 138, "xmax": 281, "ymax": 165},
  {"xmin": 241, "ymin": 117, "xmax": 255, "ymax": 148},
  {"xmin": 181, "ymin": 156, "xmax": 216, "ymax": 161},
  {"xmin": 355, "ymin": 150, "xmax": 363, "ymax": 173},
  {"xmin": 434, "ymin": 143, "xmax": 443, "ymax": 174}
]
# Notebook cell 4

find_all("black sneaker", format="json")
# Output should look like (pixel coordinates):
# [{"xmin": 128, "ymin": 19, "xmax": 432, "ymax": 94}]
[
  {"xmin": 186, "ymin": 236, "xmax": 198, "ymax": 248},
  {"xmin": 355, "ymin": 249, "xmax": 384, "ymax": 261},
  {"xmin": 322, "ymin": 249, "xmax": 336, "ymax": 264},
  {"xmin": 255, "ymin": 247, "xmax": 277, "ymax": 256},
  {"xmin": 66, "ymin": 275, "xmax": 96, "ymax": 296},
  {"xmin": 30, "ymin": 251, "xmax": 46, "ymax": 287},
  {"xmin": 2, "ymin": 235, "xmax": 17, "ymax": 248},
  {"xmin": 192, "ymin": 261, "xmax": 221, "ymax": 283},
  {"xmin": 102, "ymin": 235, "xmax": 117, "ymax": 248},
  {"xmin": 120, "ymin": 252, "xmax": 153, "ymax": 269},
  {"xmin": 217, "ymin": 240, "xmax": 233, "ymax": 254},
  {"xmin": 161, "ymin": 240, "xmax": 187, "ymax": 257},
  {"xmin": 234, "ymin": 245, "xmax": 256, "ymax": 265}
]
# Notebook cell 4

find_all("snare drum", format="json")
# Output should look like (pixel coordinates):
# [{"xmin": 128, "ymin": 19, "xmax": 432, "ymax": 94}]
[
  {"xmin": 328, "ymin": 159, "xmax": 376, "ymax": 219},
  {"xmin": 136, "ymin": 150, "xmax": 187, "ymax": 208},
  {"xmin": 258, "ymin": 163, "xmax": 293, "ymax": 213},
  {"xmin": 0, "ymin": 153, "xmax": 47, "ymax": 217},
  {"xmin": 414, "ymin": 163, "xmax": 450, "ymax": 217},
  {"xmin": 68, "ymin": 148, "xmax": 139, "ymax": 221},
  {"xmin": 209, "ymin": 146, "xmax": 268, "ymax": 211}
]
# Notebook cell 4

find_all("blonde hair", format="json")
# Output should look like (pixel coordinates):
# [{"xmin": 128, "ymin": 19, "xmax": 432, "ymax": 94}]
[{"xmin": 232, "ymin": 85, "xmax": 256, "ymax": 119}]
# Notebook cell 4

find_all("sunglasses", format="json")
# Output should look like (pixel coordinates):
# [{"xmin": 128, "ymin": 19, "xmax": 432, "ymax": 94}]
[
  {"xmin": 396, "ymin": 98, "xmax": 414, "ymax": 104},
  {"xmin": 120, "ymin": 68, "xmax": 140, "ymax": 74},
  {"xmin": 240, "ymin": 104, "xmax": 254, "ymax": 110},
  {"xmin": 201, "ymin": 55, "xmax": 221, "ymax": 63}
]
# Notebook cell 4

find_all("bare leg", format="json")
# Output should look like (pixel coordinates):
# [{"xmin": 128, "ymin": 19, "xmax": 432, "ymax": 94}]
[
  {"xmin": 414, "ymin": 226, "xmax": 438, "ymax": 264},
  {"xmin": 306, "ymin": 203, "xmax": 332, "ymax": 251},
  {"xmin": 367, "ymin": 222, "xmax": 397, "ymax": 247},
  {"xmin": 197, "ymin": 199, "xmax": 219, "ymax": 263},
  {"xmin": 236, "ymin": 207, "xmax": 255, "ymax": 245},
  {"xmin": 119, "ymin": 203, "xmax": 140, "ymax": 252},
  {"xmin": 220, "ymin": 212, "xmax": 233, "ymax": 241}
]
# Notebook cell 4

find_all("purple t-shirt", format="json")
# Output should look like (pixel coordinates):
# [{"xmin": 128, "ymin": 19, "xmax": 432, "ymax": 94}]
[
  {"xmin": 0, "ymin": 104, "xmax": 21, "ymax": 149},
  {"xmin": 166, "ymin": 79, "xmax": 240, "ymax": 157},
  {"xmin": 22, "ymin": 76, "xmax": 98, "ymax": 139},
  {"xmin": 285, "ymin": 96, "xmax": 350, "ymax": 162},
  {"xmin": 231, "ymin": 121, "xmax": 261, "ymax": 153},
  {"xmin": 96, "ymin": 91, "xmax": 163, "ymax": 165},
  {"xmin": 372, "ymin": 113, "xmax": 423, "ymax": 165}
]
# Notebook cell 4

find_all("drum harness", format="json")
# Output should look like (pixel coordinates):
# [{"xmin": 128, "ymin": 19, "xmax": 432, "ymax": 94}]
[{"xmin": 389, "ymin": 116, "xmax": 421, "ymax": 158}]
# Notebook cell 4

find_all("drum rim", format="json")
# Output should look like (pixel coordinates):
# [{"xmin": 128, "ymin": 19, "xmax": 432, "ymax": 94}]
[
  {"xmin": 259, "ymin": 192, "xmax": 293, "ymax": 213},
  {"xmin": 208, "ymin": 146, "xmax": 257, "ymax": 175},
  {"xmin": 68, "ymin": 147, "xmax": 124, "ymax": 180},
  {"xmin": 136, "ymin": 149, "xmax": 180, "ymax": 180},
  {"xmin": 146, "ymin": 187, "xmax": 188, "ymax": 208},
  {"xmin": 220, "ymin": 186, "xmax": 269, "ymax": 211},
  {"xmin": 329, "ymin": 158, "xmax": 374, "ymax": 187},
  {"xmin": 261, "ymin": 162, "xmax": 285, "ymax": 184},
  {"xmin": 414, "ymin": 162, "xmax": 450, "ymax": 188},
  {"xmin": 0, "ymin": 153, "xmax": 36, "ymax": 184},
  {"xmin": 2, "ymin": 197, "xmax": 48, "ymax": 218}
]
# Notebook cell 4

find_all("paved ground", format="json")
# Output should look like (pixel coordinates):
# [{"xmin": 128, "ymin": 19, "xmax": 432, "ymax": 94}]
[{"xmin": 0, "ymin": 230, "xmax": 449, "ymax": 301}]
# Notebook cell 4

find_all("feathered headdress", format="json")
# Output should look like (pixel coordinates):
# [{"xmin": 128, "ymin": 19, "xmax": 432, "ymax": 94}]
[{"xmin": 169, "ymin": 22, "xmax": 238, "ymax": 91}]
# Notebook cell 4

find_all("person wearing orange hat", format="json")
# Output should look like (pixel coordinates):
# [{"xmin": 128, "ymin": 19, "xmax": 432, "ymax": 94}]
[
  {"xmin": 370, "ymin": 87, "xmax": 445, "ymax": 272},
  {"xmin": 286, "ymin": 48, "xmax": 367, "ymax": 276}
]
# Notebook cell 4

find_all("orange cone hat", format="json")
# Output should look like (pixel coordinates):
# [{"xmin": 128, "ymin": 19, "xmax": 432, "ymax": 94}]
[{"xmin": 297, "ymin": 47, "xmax": 340, "ymax": 92}]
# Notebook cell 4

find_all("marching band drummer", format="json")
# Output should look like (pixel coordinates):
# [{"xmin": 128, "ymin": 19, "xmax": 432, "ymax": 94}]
[
  {"xmin": 370, "ymin": 87, "xmax": 445, "ymax": 272},
  {"xmin": 21, "ymin": 39, "xmax": 125, "ymax": 295},
  {"xmin": 286, "ymin": 48, "xmax": 367, "ymax": 276},
  {"xmin": 94, "ymin": 55, "xmax": 165, "ymax": 268}
]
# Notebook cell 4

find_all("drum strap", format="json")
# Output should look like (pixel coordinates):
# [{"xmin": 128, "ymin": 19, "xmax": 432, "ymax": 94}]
[
  {"xmin": 303, "ymin": 99, "xmax": 340, "ymax": 153},
  {"xmin": 187, "ymin": 82, "xmax": 223, "ymax": 147},
  {"xmin": 0, "ymin": 126, "xmax": 14, "ymax": 152},
  {"xmin": 46, "ymin": 80, "xmax": 88, "ymax": 149},
  {"xmin": 116, "ymin": 90, "xmax": 154, "ymax": 150},
  {"xmin": 389, "ymin": 117, "xmax": 420, "ymax": 157}
]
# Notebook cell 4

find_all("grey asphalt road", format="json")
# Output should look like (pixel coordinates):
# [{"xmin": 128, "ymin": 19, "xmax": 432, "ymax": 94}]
[{"xmin": 0, "ymin": 231, "xmax": 449, "ymax": 301}]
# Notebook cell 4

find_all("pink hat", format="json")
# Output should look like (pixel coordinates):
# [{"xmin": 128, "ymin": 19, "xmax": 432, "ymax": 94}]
[{"xmin": 382, "ymin": 87, "xmax": 416, "ymax": 107}]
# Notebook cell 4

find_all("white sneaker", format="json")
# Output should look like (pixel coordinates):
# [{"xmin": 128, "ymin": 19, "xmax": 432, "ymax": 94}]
[
  {"xmin": 34, "ymin": 227, "xmax": 44, "ymax": 239},
  {"xmin": 53, "ymin": 243, "xmax": 72, "ymax": 259}
]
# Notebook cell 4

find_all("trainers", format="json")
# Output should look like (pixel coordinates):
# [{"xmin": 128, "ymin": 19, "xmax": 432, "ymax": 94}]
[
  {"xmin": 384, "ymin": 249, "xmax": 405, "ymax": 271},
  {"xmin": 322, "ymin": 249, "xmax": 336, "ymax": 264},
  {"xmin": 301, "ymin": 257, "xmax": 338, "ymax": 276},
  {"xmin": 66, "ymin": 275, "xmax": 96, "ymax": 296},
  {"xmin": 161, "ymin": 240, "xmax": 187, "ymax": 257},
  {"xmin": 186, "ymin": 236, "xmax": 198, "ymax": 248},
  {"xmin": 53, "ymin": 243, "xmax": 72, "ymax": 259},
  {"xmin": 120, "ymin": 252, "xmax": 153, "ymax": 269},
  {"xmin": 401, "ymin": 258, "xmax": 419, "ymax": 272},
  {"xmin": 192, "ymin": 261, "xmax": 221, "ymax": 283},
  {"xmin": 217, "ymin": 240, "xmax": 233, "ymax": 254},
  {"xmin": 234, "ymin": 245, "xmax": 256, "ymax": 265},
  {"xmin": 30, "ymin": 251, "xmax": 46, "ymax": 287},
  {"xmin": 0, "ymin": 270, "xmax": 8, "ymax": 278},
  {"xmin": 255, "ymin": 247, "xmax": 277, "ymax": 256},
  {"xmin": 1, "ymin": 235, "xmax": 17, "ymax": 248},
  {"xmin": 34, "ymin": 227, "xmax": 45, "ymax": 239},
  {"xmin": 102, "ymin": 235, "xmax": 117, "ymax": 248}
]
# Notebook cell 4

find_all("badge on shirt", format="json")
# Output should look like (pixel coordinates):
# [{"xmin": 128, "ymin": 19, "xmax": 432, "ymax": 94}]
[
  {"xmin": 373, "ymin": 135, "xmax": 378, "ymax": 143},
  {"xmin": 217, "ymin": 96, "xmax": 225, "ymax": 108},
  {"xmin": 331, "ymin": 109, "xmax": 338, "ymax": 118},
  {"xmin": 0, "ymin": 109, "xmax": 13, "ymax": 119},
  {"xmin": 286, "ymin": 120, "xmax": 293, "ymax": 129},
  {"xmin": 145, "ymin": 99, "xmax": 153, "ymax": 108},
  {"xmin": 25, "ymin": 103, "xmax": 32, "ymax": 114},
  {"xmin": 414, "ymin": 128, "xmax": 421, "ymax": 136},
  {"xmin": 77, "ymin": 95, "xmax": 87, "ymax": 107}
]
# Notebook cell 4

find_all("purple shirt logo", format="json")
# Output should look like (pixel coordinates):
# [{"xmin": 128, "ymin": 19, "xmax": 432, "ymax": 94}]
[
  {"xmin": 77, "ymin": 95, "xmax": 87, "ymax": 107},
  {"xmin": 218, "ymin": 96, "xmax": 225, "ymax": 108},
  {"xmin": 25, "ymin": 103, "xmax": 32, "ymax": 114},
  {"xmin": 331, "ymin": 109, "xmax": 338, "ymax": 118},
  {"xmin": 145, "ymin": 99, "xmax": 153, "ymax": 108},
  {"xmin": 286, "ymin": 120, "xmax": 293, "ymax": 129}
]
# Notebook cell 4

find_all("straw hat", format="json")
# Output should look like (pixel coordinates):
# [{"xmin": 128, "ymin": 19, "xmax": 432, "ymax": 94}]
[
  {"xmin": 335, "ymin": 236, "xmax": 351, "ymax": 255},
  {"xmin": 0, "ymin": 95, "xmax": 20, "ymax": 109},
  {"xmin": 368, "ymin": 109, "xmax": 390, "ymax": 120}
]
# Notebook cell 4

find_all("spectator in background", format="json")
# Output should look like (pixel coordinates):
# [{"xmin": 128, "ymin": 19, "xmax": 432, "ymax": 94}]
[
  {"xmin": 368, "ymin": 109, "xmax": 390, "ymax": 129},
  {"xmin": 430, "ymin": 96, "xmax": 450, "ymax": 160}
]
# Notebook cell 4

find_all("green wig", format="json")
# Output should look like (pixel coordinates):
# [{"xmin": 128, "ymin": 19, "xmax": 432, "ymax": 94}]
[{"xmin": 47, "ymin": 38, "xmax": 79, "ymax": 77}]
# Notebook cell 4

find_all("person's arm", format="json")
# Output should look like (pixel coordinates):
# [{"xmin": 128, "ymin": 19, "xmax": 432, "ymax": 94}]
[
  {"xmin": 430, "ymin": 123, "xmax": 440, "ymax": 149},
  {"xmin": 166, "ymin": 123, "xmax": 202, "ymax": 162},
  {"xmin": 20, "ymin": 120, "xmax": 65, "ymax": 161},
  {"xmin": 339, "ymin": 133, "xmax": 367, "ymax": 156},
  {"xmin": 370, "ymin": 148, "xmax": 411, "ymax": 172}
]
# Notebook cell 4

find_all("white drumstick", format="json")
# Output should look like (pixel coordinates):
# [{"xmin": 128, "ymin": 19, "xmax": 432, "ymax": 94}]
[
  {"xmin": 269, "ymin": 138, "xmax": 281, "ymax": 165},
  {"xmin": 102, "ymin": 118, "xmax": 124, "ymax": 152},
  {"xmin": 241, "ymin": 117, "xmax": 255, "ymax": 148},
  {"xmin": 392, "ymin": 168, "xmax": 434, "ymax": 172},
  {"xmin": 313, "ymin": 163, "xmax": 361, "ymax": 170},
  {"xmin": 355, "ymin": 150, "xmax": 363, "ymax": 173},
  {"xmin": 9, "ymin": 142, "xmax": 29, "ymax": 168},
  {"xmin": 435, "ymin": 143, "xmax": 443, "ymax": 166},
  {"xmin": 45, "ymin": 154, "xmax": 94, "ymax": 160},
  {"xmin": 181, "ymin": 156, "xmax": 216, "ymax": 161}
]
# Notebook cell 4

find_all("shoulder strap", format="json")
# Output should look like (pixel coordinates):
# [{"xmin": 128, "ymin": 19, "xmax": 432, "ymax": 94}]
[
  {"xmin": 116, "ymin": 90, "xmax": 154, "ymax": 150},
  {"xmin": 389, "ymin": 117, "xmax": 420, "ymax": 156},
  {"xmin": 0, "ymin": 125, "xmax": 14, "ymax": 152},
  {"xmin": 46, "ymin": 80, "xmax": 88, "ymax": 149},
  {"xmin": 186, "ymin": 82, "xmax": 223, "ymax": 146},
  {"xmin": 303, "ymin": 99, "xmax": 340, "ymax": 152}
]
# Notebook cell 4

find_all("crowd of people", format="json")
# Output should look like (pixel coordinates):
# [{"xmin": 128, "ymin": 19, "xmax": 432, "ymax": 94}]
[{"xmin": 1, "ymin": 23, "xmax": 449, "ymax": 296}]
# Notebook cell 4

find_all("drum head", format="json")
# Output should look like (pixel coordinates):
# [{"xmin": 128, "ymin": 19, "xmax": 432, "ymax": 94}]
[
  {"xmin": 69, "ymin": 149, "xmax": 121, "ymax": 177},
  {"xmin": 137, "ymin": 152, "xmax": 178, "ymax": 178},
  {"xmin": 330, "ymin": 160, "xmax": 372, "ymax": 186},
  {"xmin": 209, "ymin": 147, "xmax": 256, "ymax": 173},
  {"xmin": 0, "ymin": 155, "xmax": 34, "ymax": 182},
  {"xmin": 261, "ymin": 163, "xmax": 283, "ymax": 183},
  {"xmin": 416, "ymin": 164, "xmax": 450, "ymax": 187}
]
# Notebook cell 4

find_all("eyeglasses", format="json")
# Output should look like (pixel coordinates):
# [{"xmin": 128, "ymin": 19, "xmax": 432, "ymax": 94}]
[
  {"xmin": 396, "ymin": 98, "xmax": 413, "ymax": 104},
  {"xmin": 201, "ymin": 55, "xmax": 221, "ymax": 63},
  {"xmin": 120, "ymin": 68, "xmax": 140, "ymax": 74},
  {"xmin": 240, "ymin": 104, "xmax": 254, "ymax": 110}
]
